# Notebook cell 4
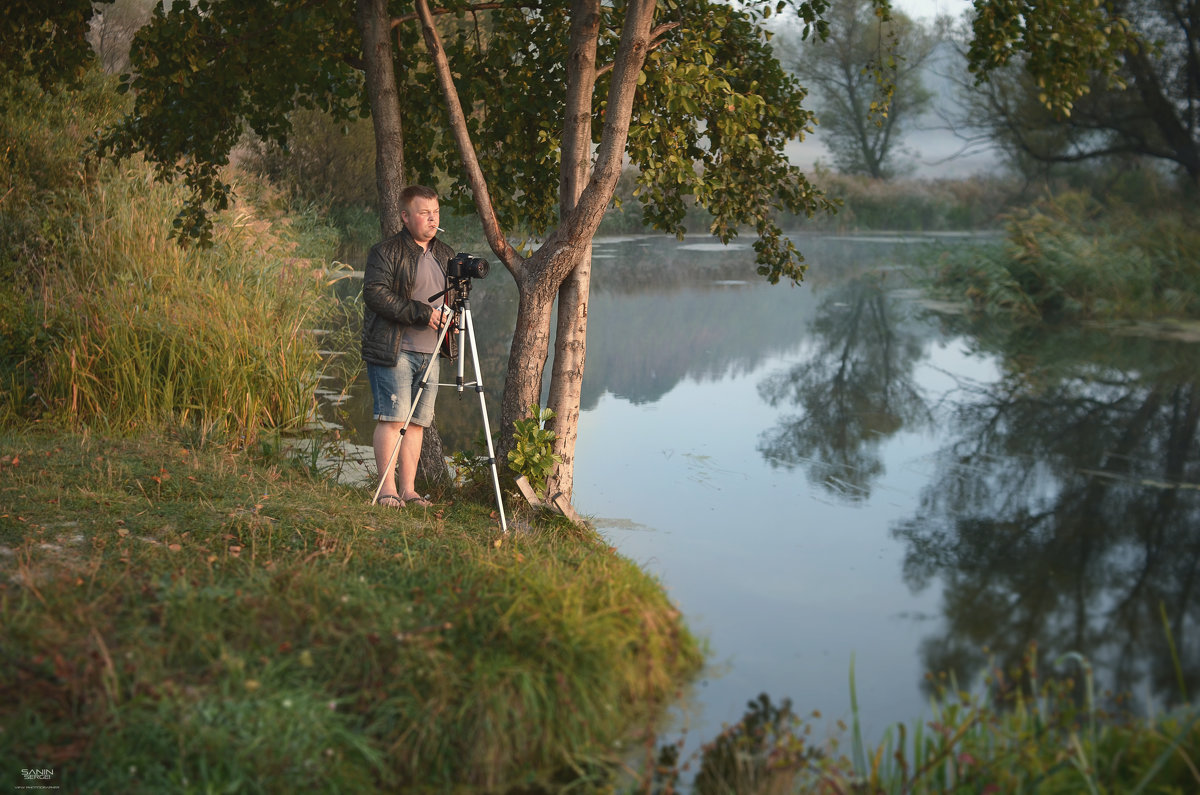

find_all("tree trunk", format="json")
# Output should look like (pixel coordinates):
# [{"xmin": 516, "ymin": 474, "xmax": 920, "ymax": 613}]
[
  {"xmin": 356, "ymin": 0, "xmax": 405, "ymax": 237},
  {"xmin": 411, "ymin": 0, "xmax": 658, "ymax": 494},
  {"xmin": 546, "ymin": 253, "xmax": 591, "ymax": 502},
  {"xmin": 496, "ymin": 283, "xmax": 558, "ymax": 474},
  {"xmin": 545, "ymin": 0, "xmax": 601, "ymax": 504},
  {"xmin": 357, "ymin": 0, "xmax": 448, "ymax": 487}
]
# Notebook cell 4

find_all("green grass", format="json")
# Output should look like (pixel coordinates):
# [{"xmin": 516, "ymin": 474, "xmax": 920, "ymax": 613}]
[{"xmin": 0, "ymin": 429, "xmax": 702, "ymax": 792}]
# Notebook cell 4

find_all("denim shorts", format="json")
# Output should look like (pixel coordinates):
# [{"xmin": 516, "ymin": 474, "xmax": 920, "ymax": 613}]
[{"xmin": 367, "ymin": 351, "xmax": 438, "ymax": 425}]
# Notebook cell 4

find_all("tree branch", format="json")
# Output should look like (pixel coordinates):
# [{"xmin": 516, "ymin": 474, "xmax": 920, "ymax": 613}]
[
  {"xmin": 596, "ymin": 21, "xmax": 679, "ymax": 77},
  {"xmin": 393, "ymin": 2, "xmax": 509, "ymax": 27},
  {"xmin": 412, "ymin": 0, "xmax": 521, "ymax": 273}
]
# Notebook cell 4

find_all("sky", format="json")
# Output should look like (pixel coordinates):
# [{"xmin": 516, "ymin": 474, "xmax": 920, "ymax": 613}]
[{"xmin": 892, "ymin": 0, "xmax": 972, "ymax": 21}]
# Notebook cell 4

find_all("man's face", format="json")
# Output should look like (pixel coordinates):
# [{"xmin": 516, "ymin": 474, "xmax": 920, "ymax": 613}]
[{"xmin": 402, "ymin": 196, "xmax": 440, "ymax": 246}]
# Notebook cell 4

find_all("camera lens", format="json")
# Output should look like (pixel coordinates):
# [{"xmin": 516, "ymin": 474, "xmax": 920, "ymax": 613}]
[{"xmin": 450, "ymin": 253, "xmax": 489, "ymax": 280}]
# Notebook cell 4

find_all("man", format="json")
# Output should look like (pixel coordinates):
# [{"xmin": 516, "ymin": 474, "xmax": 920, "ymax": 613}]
[{"xmin": 361, "ymin": 185, "xmax": 454, "ymax": 508}]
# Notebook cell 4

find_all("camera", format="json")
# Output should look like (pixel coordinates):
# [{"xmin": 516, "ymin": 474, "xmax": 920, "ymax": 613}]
[{"xmin": 448, "ymin": 252, "xmax": 489, "ymax": 280}]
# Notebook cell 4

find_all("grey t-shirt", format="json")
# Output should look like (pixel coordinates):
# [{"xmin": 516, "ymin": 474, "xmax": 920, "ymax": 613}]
[{"xmin": 400, "ymin": 248, "xmax": 445, "ymax": 354}]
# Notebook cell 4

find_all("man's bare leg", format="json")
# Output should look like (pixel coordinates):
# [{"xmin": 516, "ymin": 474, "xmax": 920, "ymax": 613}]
[
  {"xmin": 396, "ymin": 423, "xmax": 431, "ymax": 505},
  {"xmin": 373, "ymin": 420, "xmax": 404, "ymax": 505}
]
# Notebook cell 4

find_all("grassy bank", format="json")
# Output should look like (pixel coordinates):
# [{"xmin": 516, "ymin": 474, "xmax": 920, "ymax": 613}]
[
  {"xmin": 1, "ymin": 69, "xmax": 701, "ymax": 791},
  {"xmin": 0, "ymin": 428, "xmax": 701, "ymax": 791}
]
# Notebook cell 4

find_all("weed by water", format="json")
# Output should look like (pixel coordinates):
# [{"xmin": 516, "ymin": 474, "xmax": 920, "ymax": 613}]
[
  {"xmin": 924, "ymin": 192, "xmax": 1200, "ymax": 322},
  {"xmin": 642, "ymin": 645, "xmax": 1199, "ymax": 794}
]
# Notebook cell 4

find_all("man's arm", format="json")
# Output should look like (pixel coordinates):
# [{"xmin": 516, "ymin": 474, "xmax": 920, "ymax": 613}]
[{"xmin": 363, "ymin": 242, "xmax": 435, "ymax": 328}]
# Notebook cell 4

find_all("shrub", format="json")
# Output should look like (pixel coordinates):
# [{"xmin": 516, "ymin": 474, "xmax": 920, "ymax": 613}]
[{"xmin": 925, "ymin": 192, "xmax": 1200, "ymax": 321}]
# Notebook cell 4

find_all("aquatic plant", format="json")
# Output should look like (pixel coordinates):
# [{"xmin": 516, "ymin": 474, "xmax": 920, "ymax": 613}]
[{"xmin": 643, "ymin": 644, "xmax": 1200, "ymax": 793}]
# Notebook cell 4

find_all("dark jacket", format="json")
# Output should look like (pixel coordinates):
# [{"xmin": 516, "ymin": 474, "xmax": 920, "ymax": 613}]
[{"xmin": 360, "ymin": 228, "xmax": 457, "ymax": 366}]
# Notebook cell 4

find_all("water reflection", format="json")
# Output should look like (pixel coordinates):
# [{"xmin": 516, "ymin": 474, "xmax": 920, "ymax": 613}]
[
  {"xmin": 757, "ymin": 272, "xmax": 933, "ymax": 502},
  {"xmin": 891, "ymin": 324, "xmax": 1200, "ymax": 709}
]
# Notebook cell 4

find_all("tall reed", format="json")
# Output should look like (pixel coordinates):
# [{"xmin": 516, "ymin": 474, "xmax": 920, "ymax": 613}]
[
  {"xmin": 644, "ymin": 645, "xmax": 1200, "ymax": 793},
  {"xmin": 925, "ymin": 192, "xmax": 1200, "ymax": 322},
  {"xmin": 41, "ymin": 162, "xmax": 337, "ymax": 444},
  {"xmin": 2, "ymin": 69, "xmax": 343, "ymax": 443}
]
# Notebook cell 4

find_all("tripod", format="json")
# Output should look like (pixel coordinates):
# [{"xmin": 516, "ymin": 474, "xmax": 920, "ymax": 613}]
[{"xmin": 370, "ymin": 277, "xmax": 508, "ymax": 533}]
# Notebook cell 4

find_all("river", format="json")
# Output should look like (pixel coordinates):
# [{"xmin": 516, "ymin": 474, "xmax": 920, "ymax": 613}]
[{"xmin": 326, "ymin": 231, "xmax": 1200, "ymax": 773}]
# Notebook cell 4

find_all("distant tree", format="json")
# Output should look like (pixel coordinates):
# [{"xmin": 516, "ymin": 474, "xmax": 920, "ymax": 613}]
[
  {"xmin": 780, "ymin": 0, "xmax": 943, "ymax": 178},
  {"xmin": 958, "ymin": 0, "xmax": 1199, "ymax": 187}
]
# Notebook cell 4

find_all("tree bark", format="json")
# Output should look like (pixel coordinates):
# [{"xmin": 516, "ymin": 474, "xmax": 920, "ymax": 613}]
[
  {"xmin": 356, "ymin": 0, "xmax": 405, "ymax": 237},
  {"xmin": 545, "ymin": 0, "xmax": 602, "ymax": 504},
  {"xmin": 546, "ymin": 257, "xmax": 590, "ymax": 502}
]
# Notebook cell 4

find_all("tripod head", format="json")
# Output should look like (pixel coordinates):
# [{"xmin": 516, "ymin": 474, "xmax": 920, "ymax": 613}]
[
  {"xmin": 430, "ymin": 251, "xmax": 487, "ymax": 313},
  {"xmin": 429, "ymin": 276, "xmax": 473, "ymax": 317}
]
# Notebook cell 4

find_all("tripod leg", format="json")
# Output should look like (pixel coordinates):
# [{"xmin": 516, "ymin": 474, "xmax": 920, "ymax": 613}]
[
  {"xmin": 461, "ymin": 308, "xmax": 509, "ymax": 533},
  {"xmin": 370, "ymin": 316, "xmax": 455, "ymax": 506}
]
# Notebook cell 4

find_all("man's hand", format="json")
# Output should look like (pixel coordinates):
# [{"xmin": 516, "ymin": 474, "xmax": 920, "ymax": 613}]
[{"xmin": 428, "ymin": 305, "xmax": 450, "ymax": 330}]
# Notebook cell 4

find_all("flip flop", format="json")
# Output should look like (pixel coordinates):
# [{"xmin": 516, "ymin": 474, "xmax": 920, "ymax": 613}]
[
  {"xmin": 400, "ymin": 493, "xmax": 433, "ymax": 508},
  {"xmin": 374, "ymin": 493, "xmax": 405, "ymax": 508}
]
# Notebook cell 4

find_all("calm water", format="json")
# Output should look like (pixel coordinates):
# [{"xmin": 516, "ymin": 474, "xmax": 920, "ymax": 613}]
[{"xmin": 330, "ymin": 233, "xmax": 1200, "ymax": 762}]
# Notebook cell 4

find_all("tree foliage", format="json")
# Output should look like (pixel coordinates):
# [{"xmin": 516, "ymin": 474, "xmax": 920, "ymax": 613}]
[
  {"xmin": 95, "ymin": 0, "xmax": 365, "ymax": 244},
  {"xmin": 958, "ymin": 0, "xmax": 1200, "ymax": 186},
  {"xmin": 1, "ymin": 0, "xmax": 96, "ymax": 88},
  {"xmin": 95, "ymin": 0, "xmax": 831, "ymax": 283},
  {"xmin": 967, "ymin": 0, "xmax": 1135, "ymax": 116}
]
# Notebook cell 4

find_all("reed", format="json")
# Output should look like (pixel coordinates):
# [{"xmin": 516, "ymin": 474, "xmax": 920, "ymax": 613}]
[
  {"xmin": 2, "ymin": 69, "xmax": 346, "ymax": 445},
  {"xmin": 35, "ymin": 161, "xmax": 340, "ymax": 444},
  {"xmin": 925, "ymin": 192, "xmax": 1200, "ymax": 322},
  {"xmin": 644, "ymin": 643, "xmax": 1199, "ymax": 793}
]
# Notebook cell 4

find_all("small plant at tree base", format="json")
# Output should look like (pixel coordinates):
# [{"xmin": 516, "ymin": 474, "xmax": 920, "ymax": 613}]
[
  {"xmin": 450, "ymin": 428, "xmax": 498, "ymax": 491},
  {"xmin": 508, "ymin": 404, "xmax": 561, "ymax": 498}
]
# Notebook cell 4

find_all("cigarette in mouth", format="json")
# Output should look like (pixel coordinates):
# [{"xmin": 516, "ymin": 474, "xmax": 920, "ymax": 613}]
[{"xmin": 437, "ymin": 227, "xmax": 445, "ymax": 232}]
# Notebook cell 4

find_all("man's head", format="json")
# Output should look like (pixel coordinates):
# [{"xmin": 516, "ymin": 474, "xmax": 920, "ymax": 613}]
[{"xmin": 400, "ymin": 185, "xmax": 440, "ymax": 247}]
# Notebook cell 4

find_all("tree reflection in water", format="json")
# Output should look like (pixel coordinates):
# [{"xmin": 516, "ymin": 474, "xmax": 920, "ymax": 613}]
[
  {"xmin": 892, "ymin": 323, "xmax": 1200, "ymax": 711},
  {"xmin": 756, "ymin": 272, "xmax": 932, "ymax": 501},
  {"xmin": 755, "ymin": 273, "xmax": 1199, "ymax": 713}
]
